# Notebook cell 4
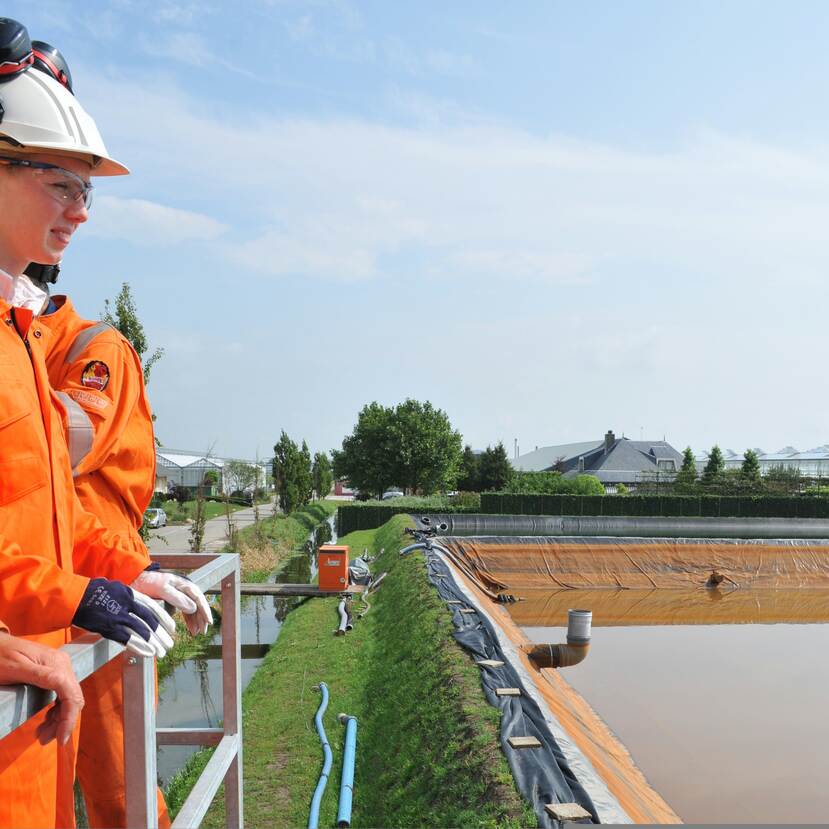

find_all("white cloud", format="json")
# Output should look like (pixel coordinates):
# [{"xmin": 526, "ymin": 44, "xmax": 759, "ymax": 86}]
[
  {"xmin": 79, "ymin": 69, "xmax": 829, "ymax": 296},
  {"xmin": 86, "ymin": 196, "xmax": 228, "ymax": 246}
]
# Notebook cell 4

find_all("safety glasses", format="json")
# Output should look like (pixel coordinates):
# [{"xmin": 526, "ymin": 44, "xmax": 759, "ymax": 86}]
[{"xmin": 0, "ymin": 155, "xmax": 93, "ymax": 209}]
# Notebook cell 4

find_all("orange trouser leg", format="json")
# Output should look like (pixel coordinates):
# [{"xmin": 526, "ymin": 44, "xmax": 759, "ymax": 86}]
[
  {"xmin": 0, "ymin": 710, "xmax": 60, "ymax": 829},
  {"xmin": 76, "ymin": 655, "xmax": 170, "ymax": 829}
]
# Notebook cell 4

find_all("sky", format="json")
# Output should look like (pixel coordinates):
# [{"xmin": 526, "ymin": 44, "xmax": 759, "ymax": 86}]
[{"xmin": 7, "ymin": 0, "xmax": 829, "ymax": 460}]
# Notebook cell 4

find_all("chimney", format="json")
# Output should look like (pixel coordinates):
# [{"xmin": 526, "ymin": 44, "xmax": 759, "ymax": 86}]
[{"xmin": 605, "ymin": 430, "xmax": 615, "ymax": 453}]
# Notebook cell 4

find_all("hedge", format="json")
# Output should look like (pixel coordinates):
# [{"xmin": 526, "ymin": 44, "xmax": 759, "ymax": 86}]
[
  {"xmin": 479, "ymin": 493, "xmax": 829, "ymax": 519},
  {"xmin": 337, "ymin": 503, "xmax": 476, "ymax": 536}
]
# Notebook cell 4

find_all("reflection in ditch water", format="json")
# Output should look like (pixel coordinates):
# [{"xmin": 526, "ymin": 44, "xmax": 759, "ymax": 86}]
[
  {"xmin": 156, "ymin": 514, "xmax": 337, "ymax": 786},
  {"xmin": 523, "ymin": 603, "xmax": 829, "ymax": 822}
]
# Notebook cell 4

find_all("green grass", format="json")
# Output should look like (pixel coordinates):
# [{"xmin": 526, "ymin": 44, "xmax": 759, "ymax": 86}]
[
  {"xmin": 154, "ymin": 498, "xmax": 249, "ymax": 525},
  {"xmin": 165, "ymin": 514, "xmax": 534, "ymax": 827}
]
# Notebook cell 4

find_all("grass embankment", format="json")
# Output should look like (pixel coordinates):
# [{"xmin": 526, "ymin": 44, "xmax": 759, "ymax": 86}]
[{"xmin": 167, "ymin": 514, "xmax": 533, "ymax": 827}]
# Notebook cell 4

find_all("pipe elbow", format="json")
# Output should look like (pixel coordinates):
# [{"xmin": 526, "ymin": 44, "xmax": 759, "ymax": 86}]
[
  {"xmin": 523, "ymin": 609, "xmax": 592, "ymax": 670},
  {"xmin": 524, "ymin": 641, "xmax": 590, "ymax": 669}
]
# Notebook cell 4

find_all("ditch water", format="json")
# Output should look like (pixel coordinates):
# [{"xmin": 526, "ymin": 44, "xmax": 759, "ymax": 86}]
[
  {"xmin": 517, "ymin": 594, "xmax": 829, "ymax": 823},
  {"xmin": 156, "ymin": 514, "xmax": 336, "ymax": 786}
]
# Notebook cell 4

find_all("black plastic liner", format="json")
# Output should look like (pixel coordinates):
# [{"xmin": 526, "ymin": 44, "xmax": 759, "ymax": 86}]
[{"xmin": 422, "ymin": 549, "xmax": 598, "ymax": 827}]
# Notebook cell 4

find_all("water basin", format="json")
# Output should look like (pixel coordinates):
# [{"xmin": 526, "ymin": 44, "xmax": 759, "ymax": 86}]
[{"xmin": 516, "ymin": 592, "xmax": 829, "ymax": 823}]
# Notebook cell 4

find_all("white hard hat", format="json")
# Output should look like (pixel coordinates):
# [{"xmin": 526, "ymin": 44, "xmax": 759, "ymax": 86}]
[{"xmin": 0, "ymin": 67, "xmax": 128, "ymax": 176}]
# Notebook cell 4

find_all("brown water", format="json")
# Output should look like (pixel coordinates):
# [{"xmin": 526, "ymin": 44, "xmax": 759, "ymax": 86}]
[{"xmin": 521, "ymin": 604, "xmax": 829, "ymax": 823}]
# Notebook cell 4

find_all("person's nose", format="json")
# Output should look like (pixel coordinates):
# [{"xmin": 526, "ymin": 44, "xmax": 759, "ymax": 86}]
[{"xmin": 64, "ymin": 197, "xmax": 89, "ymax": 225}]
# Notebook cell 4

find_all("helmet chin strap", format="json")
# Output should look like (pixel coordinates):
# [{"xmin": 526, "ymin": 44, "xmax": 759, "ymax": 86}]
[{"xmin": 23, "ymin": 261, "xmax": 59, "ymax": 291}]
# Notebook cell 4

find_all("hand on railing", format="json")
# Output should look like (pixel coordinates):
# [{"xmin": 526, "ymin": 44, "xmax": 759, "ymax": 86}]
[
  {"xmin": 0, "ymin": 631, "xmax": 84, "ymax": 745},
  {"xmin": 72, "ymin": 578, "xmax": 176, "ymax": 658},
  {"xmin": 132, "ymin": 569, "xmax": 213, "ymax": 636}
]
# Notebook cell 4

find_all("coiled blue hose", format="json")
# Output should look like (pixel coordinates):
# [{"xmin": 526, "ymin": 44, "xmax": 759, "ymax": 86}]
[{"xmin": 308, "ymin": 682, "xmax": 333, "ymax": 829}]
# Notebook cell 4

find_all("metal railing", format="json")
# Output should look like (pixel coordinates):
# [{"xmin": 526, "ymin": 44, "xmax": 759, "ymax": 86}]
[{"xmin": 0, "ymin": 552, "xmax": 243, "ymax": 829}]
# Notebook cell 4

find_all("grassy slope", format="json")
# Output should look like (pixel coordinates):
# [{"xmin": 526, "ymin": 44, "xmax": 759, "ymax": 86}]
[{"xmin": 169, "ymin": 514, "xmax": 533, "ymax": 827}]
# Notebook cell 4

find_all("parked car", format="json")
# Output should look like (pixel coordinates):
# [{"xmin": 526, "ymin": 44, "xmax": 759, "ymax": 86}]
[
  {"xmin": 382, "ymin": 489, "xmax": 405, "ymax": 500},
  {"xmin": 143, "ymin": 508, "xmax": 167, "ymax": 529}
]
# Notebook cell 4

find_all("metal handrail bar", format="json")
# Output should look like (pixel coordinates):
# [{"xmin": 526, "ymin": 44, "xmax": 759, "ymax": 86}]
[
  {"xmin": 0, "ymin": 634, "xmax": 121, "ymax": 739},
  {"xmin": 0, "ymin": 552, "xmax": 243, "ymax": 829},
  {"xmin": 172, "ymin": 734, "xmax": 240, "ymax": 828}
]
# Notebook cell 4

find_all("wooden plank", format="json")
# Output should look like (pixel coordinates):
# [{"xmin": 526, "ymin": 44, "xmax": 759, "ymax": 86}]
[
  {"xmin": 545, "ymin": 803, "xmax": 592, "ymax": 822},
  {"xmin": 495, "ymin": 688, "xmax": 521, "ymax": 697},
  {"xmin": 446, "ymin": 600, "xmax": 463, "ymax": 605},
  {"xmin": 156, "ymin": 728, "xmax": 224, "ymax": 746},
  {"xmin": 206, "ymin": 583, "xmax": 364, "ymax": 597},
  {"xmin": 459, "ymin": 609, "xmax": 476, "ymax": 614},
  {"xmin": 476, "ymin": 659, "xmax": 505, "ymax": 668},
  {"xmin": 508, "ymin": 736, "xmax": 541, "ymax": 749}
]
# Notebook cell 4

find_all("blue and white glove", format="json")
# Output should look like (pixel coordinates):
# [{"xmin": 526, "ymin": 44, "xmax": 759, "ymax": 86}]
[{"xmin": 72, "ymin": 578, "xmax": 176, "ymax": 658}]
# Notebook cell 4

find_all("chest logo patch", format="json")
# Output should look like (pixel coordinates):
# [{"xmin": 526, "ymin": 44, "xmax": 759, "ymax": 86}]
[{"xmin": 81, "ymin": 360, "xmax": 110, "ymax": 391}]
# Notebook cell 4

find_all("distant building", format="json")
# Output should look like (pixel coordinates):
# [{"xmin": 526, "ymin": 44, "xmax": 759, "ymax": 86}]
[
  {"xmin": 695, "ymin": 446, "xmax": 829, "ymax": 478},
  {"xmin": 156, "ymin": 449, "xmax": 271, "ymax": 496},
  {"xmin": 513, "ymin": 430, "xmax": 683, "ymax": 489}
]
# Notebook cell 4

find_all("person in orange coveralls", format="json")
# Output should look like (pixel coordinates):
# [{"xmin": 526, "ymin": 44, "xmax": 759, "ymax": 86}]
[
  {"xmin": 23, "ymin": 38, "xmax": 214, "ymax": 829},
  {"xmin": 0, "ymin": 18, "xmax": 183, "ymax": 829}
]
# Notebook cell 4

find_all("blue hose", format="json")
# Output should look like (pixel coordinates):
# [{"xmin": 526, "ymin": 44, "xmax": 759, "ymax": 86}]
[
  {"xmin": 308, "ymin": 683, "xmax": 333, "ymax": 829},
  {"xmin": 336, "ymin": 715, "xmax": 358, "ymax": 827}
]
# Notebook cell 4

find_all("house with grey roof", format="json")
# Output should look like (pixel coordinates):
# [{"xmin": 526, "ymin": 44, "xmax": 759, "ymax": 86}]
[{"xmin": 513, "ymin": 431, "xmax": 683, "ymax": 488}]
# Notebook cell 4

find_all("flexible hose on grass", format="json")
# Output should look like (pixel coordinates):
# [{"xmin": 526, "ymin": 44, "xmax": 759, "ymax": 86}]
[{"xmin": 308, "ymin": 683, "xmax": 333, "ymax": 829}]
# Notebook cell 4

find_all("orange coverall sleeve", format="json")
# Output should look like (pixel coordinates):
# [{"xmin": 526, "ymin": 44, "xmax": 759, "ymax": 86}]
[
  {"xmin": 61, "ymin": 334, "xmax": 140, "ymax": 477},
  {"xmin": 71, "ymin": 495, "xmax": 150, "ymax": 584},
  {"xmin": 0, "ymin": 536, "xmax": 89, "ymax": 636}
]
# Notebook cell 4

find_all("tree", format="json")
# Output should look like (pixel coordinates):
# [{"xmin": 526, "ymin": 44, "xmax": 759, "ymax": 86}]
[
  {"xmin": 334, "ymin": 399, "xmax": 462, "ymax": 498},
  {"xmin": 223, "ymin": 460, "xmax": 260, "ymax": 496},
  {"xmin": 312, "ymin": 452, "xmax": 333, "ymax": 499},
  {"xmin": 740, "ymin": 449, "xmax": 762, "ymax": 485},
  {"xmin": 389, "ymin": 399, "xmax": 462, "ymax": 495},
  {"xmin": 332, "ymin": 402, "xmax": 397, "ymax": 499},
  {"xmin": 700, "ymin": 445, "xmax": 725, "ymax": 487},
  {"xmin": 477, "ymin": 443, "xmax": 513, "ymax": 491},
  {"xmin": 674, "ymin": 446, "xmax": 698, "ymax": 492},
  {"xmin": 272, "ymin": 431, "xmax": 312, "ymax": 513},
  {"xmin": 101, "ymin": 282, "xmax": 164, "ymax": 385},
  {"xmin": 299, "ymin": 441, "xmax": 314, "ymax": 505},
  {"xmin": 504, "ymin": 471, "xmax": 604, "ymax": 495},
  {"xmin": 456, "ymin": 445, "xmax": 480, "ymax": 492},
  {"xmin": 570, "ymin": 474, "xmax": 606, "ymax": 495}
]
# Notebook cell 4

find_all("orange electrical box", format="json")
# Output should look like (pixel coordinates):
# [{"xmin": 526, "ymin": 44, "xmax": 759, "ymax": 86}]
[{"xmin": 318, "ymin": 545, "xmax": 350, "ymax": 591}]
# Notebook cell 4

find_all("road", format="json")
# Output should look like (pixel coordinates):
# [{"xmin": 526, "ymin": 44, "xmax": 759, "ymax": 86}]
[{"xmin": 146, "ymin": 503, "xmax": 275, "ymax": 554}]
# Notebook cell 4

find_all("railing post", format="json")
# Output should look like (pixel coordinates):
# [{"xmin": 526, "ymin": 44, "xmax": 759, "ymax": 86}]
[
  {"xmin": 123, "ymin": 654, "xmax": 159, "ymax": 828},
  {"xmin": 222, "ymin": 562, "xmax": 243, "ymax": 828}
]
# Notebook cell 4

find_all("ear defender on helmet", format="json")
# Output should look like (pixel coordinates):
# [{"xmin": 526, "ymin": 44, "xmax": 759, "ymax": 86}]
[
  {"xmin": 31, "ymin": 41, "xmax": 72, "ymax": 93},
  {"xmin": 0, "ymin": 18, "xmax": 33, "ymax": 85}
]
